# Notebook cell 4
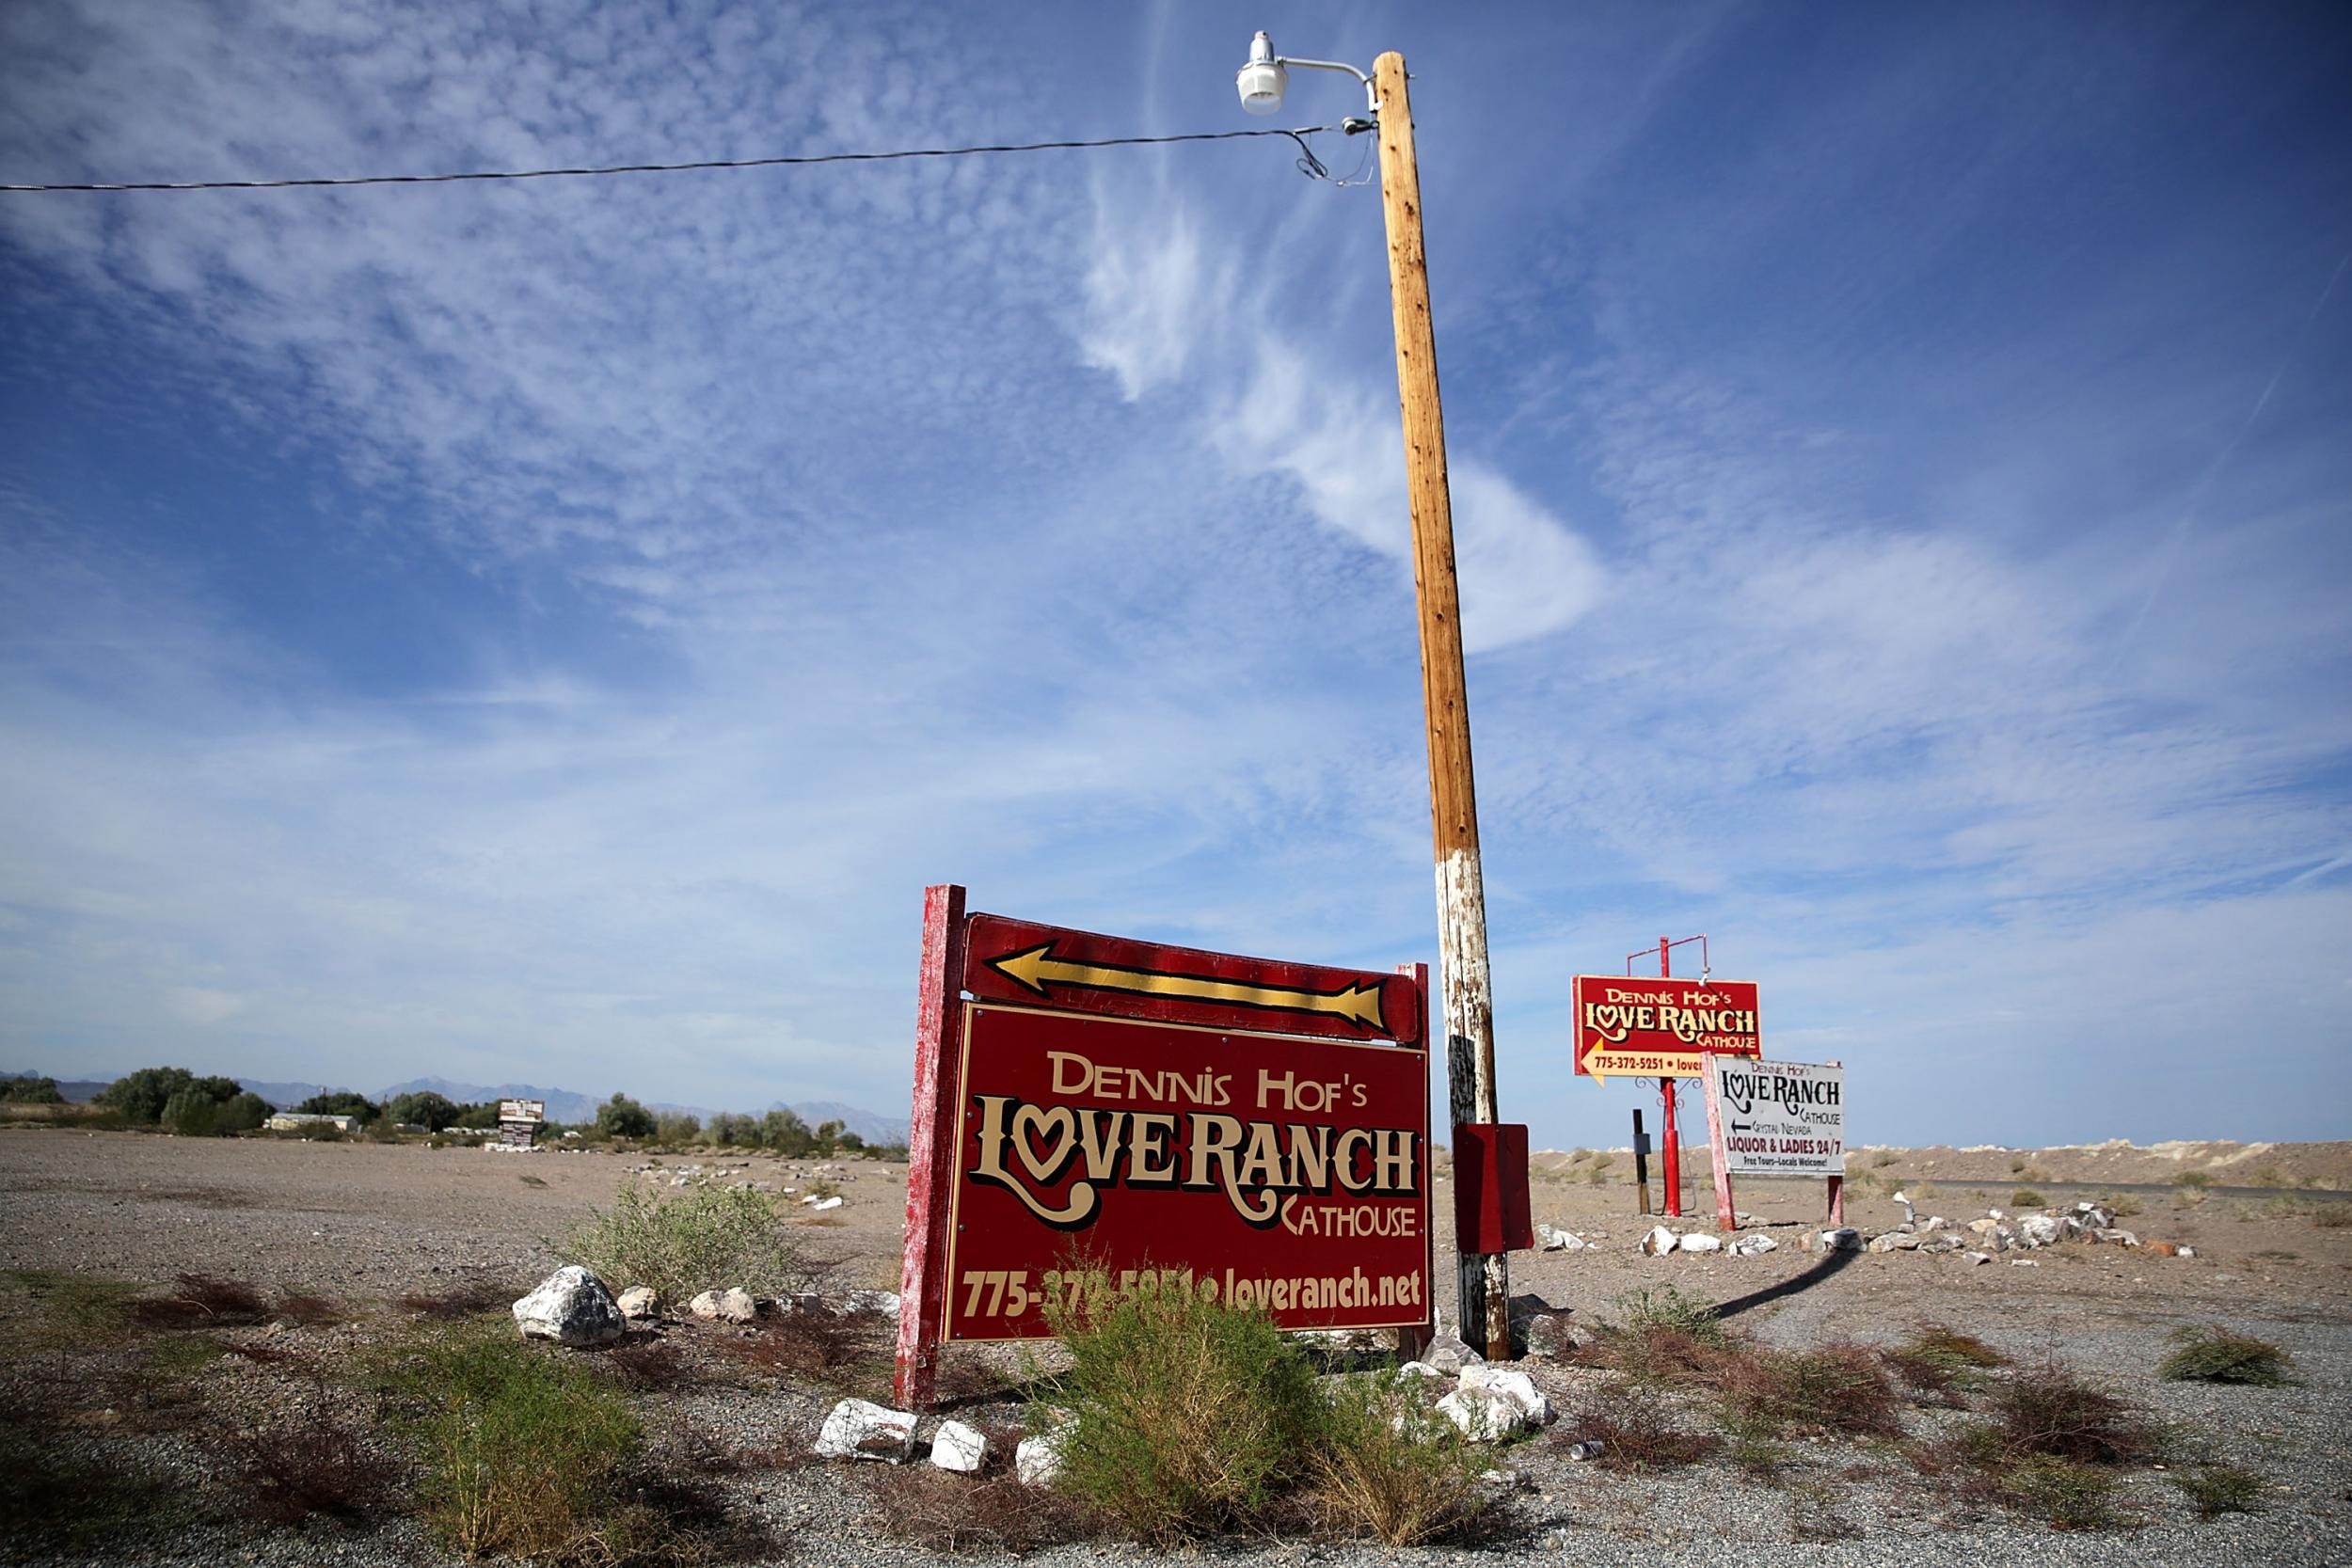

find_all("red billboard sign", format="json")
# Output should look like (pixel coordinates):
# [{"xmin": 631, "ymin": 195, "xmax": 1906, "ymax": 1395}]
[
  {"xmin": 944, "ymin": 1004, "xmax": 1430, "ymax": 1340},
  {"xmin": 896, "ymin": 888, "xmax": 1433, "ymax": 1403},
  {"xmin": 1571, "ymin": 974, "xmax": 1761, "ymax": 1081}
]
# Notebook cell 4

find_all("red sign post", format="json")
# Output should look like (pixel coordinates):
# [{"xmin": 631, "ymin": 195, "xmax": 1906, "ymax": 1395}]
[
  {"xmin": 897, "ymin": 888, "xmax": 1434, "ymax": 1409},
  {"xmin": 1572, "ymin": 957, "xmax": 1762, "ymax": 1222}
]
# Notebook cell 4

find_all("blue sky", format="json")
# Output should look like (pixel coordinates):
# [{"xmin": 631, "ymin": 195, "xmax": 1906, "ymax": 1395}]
[{"xmin": 3, "ymin": 1, "xmax": 2346, "ymax": 1146}]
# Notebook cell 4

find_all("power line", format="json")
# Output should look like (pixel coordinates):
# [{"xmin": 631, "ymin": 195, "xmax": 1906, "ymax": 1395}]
[{"xmin": 0, "ymin": 125, "xmax": 1348, "ymax": 194}]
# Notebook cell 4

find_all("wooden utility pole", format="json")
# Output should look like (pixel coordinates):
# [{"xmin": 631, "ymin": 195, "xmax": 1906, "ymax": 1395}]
[{"xmin": 1373, "ymin": 52, "xmax": 1507, "ymax": 1362}]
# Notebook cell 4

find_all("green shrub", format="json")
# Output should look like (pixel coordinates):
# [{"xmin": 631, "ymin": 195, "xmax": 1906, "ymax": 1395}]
[
  {"xmin": 1611, "ymin": 1283, "xmax": 1724, "ymax": 1345},
  {"xmin": 0, "ymin": 1072, "xmax": 64, "ymax": 1103},
  {"xmin": 2011, "ymin": 1189, "xmax": 2046, "ymax": 1209},
  {"xmin": 562, "ymin": 1181, "xmax": 822, "ymax": 1301},
  {"xmin": 1311, "ymin": 1372, "xmax": 1486, "ymax": 1545},
  {"xmin": 596, "ymin": 1094, "xmax": 657, "ymax": 1139},
  {"xmin": 2158, "ymin": 1326, "xmax": 2291, "ymax": 1386},
  {"xmin": 1037, "ymin": 1274, "xmax": 1324, "ymax": 1542},
  {"xmin": 2175, "ymin": 1463, "xmax": 2264, "ymax": 1518},
  {"xmin": 389, "ymin": 1328, "xmax": 643, "ymax": 1559},
  {"xmin": 294, "ymin": 1090, "xmax": 380, "ymax": 1123},
  {"xmin": 1887, "ymin": 1323, "xmax": 2008, "ymax": 1399},
  {"xmin": 386, "ymin": 1090, "xmax": 460, "ymax": 1131},
  {"xmin": 2312, "ymin": 1205, "xmax": 2352, "ymax": 1229},
  {"xmin": 2008, "ymin": 1454, "xmax": 2122, "ymax": 1530},
  {"xmin": 2174, "ymin": 1170, "xmax": 2215, "ymax": 1190}
]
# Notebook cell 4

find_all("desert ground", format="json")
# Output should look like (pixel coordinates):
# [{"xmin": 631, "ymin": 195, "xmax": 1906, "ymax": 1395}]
[{"xmin": 3, "ymin": 1127, "xmax": 2347, "ymax": 1566}]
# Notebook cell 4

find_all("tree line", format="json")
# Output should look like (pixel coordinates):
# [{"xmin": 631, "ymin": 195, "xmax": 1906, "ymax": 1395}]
[{"xmin": 3, "ymin": 1068, "xmax": 900, "ymax": 1158}]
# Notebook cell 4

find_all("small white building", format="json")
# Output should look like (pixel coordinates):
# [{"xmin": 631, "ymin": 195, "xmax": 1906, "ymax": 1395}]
[{"xmin": 263, "ymin": 1112, "xmax": 360, "ymax": 1133}]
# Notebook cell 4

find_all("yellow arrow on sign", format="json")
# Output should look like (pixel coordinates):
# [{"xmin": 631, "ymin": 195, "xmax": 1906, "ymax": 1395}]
[
  {"xmin": 1580, "ymin": 1041, "xmax": 1707, "ymax": 1084},
  {"xmin": 987, "ymin": 942, "xmax": 1385, "ymax": 1029}
]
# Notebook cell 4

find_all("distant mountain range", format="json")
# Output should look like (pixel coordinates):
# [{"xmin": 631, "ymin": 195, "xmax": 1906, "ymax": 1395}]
[{"xmin": 9, "ymin": 1069, "xmax": 907, "ymax": 1146}]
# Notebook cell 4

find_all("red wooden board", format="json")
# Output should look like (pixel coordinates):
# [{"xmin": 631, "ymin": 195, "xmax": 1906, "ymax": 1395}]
[
  {"xmin": 943, "ymin": 1003, "xmax": 1431, "ymax": 1341},
  {"xmin": 962, "ymin": 913, "xmax": 1423, "ymax": 1046},
  {"xmin": 1571, "ymin": 974, "xmax": 1762, "ymax": 1079}
]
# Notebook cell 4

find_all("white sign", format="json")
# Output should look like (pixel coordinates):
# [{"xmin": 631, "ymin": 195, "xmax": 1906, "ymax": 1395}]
[
  {"xmin": 498, "ymin": 1098, "xmax": 546, "ymax": 1124},
  {"xmin": 1705, "ymin": 1057, "xmax": 1843, "ymax": 1176}
]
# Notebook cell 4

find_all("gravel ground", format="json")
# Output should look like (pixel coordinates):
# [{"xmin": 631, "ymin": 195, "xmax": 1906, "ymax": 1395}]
[{"xmin": 4, "ymin": 1130, "xmax": 2347, "ymax": 1566}]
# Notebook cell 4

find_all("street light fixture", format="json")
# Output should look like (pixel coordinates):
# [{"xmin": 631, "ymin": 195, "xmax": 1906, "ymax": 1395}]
[
  {"xmin": 1235, "ymin": 31, "xmax": 1377, "ymax": 118},
  {"xmin": 1236, "ymin": 32, "xmax": 1510, "ymax": 1361}
]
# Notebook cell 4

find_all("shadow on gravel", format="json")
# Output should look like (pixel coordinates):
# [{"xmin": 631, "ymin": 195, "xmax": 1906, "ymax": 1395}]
[{"xmin": 1711, "ymin": 1246, "xmax": 1861, "ymax": 1321}]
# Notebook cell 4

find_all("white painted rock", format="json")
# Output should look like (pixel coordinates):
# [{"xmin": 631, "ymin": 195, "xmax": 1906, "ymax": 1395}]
[
  {"xmin": 2018, "ymin": 1214, "xmax": 2066, "ymax": 1247},
  {"xmin": 1677, "ymin": 1232, "xmax": 1724, "ymax": 1254},
  {"xmin": 616, "ymin": 1286, "xmax": 661, "ymax": 1322},
  {"xmin": 1395, "ymin": 1360, "xmax": 1446, "ymax": 1379},
  {"xmin": 1015, "ymin": 1433, "xmax": 1062, "ymax": 1486},
  {"xmin": 1460, "ymin": 1365, "xmax": 1552, "ymax": 1426},
  {"xmin": 1518, "ymin": 1313, "xmax": 1570, "ymax": 1357},
  {"xmin": 841, "ymin": 1290, "xmax": 901, "ymax": 1320},
  {"xmin": 815, "ymin": 1399, "xmax": 918, "ymax": 1462},
  {"xmin": 1820, "ymin": 1227, "xmax": 1862, "ymax": 1251},
  {"xmin": 1421, "ymin": 1334, "xmax": 1485, "ymax": 1375},
  {"xmin": 803, "ymin": 1195, "xmax": 846, "ymax": 1212},
  {"xmin": 1728, "ymin": 1234, "xmax": 1778, "ymax": 1257},
  {"xmin": 1640, "ymin": 1226, "xmax": 1678, "ymax": 1257},
  {"xmin": 1437, "ymin": 1387, "xmax": 1528, "ymax": 1442},
  {"xmin": 930, "ymin": 1419, "xmax": 988, "ymax": 1473},
  {"xmin": 690, "ymin": 1287, "xmax": 758, "ymax": 1323},
  {"xmin": 1535, "ymin": 1224, "xmax": 1587, "ymax": 1252},
  {"xmin": 512, "ymin": 1266, "xmax": 626, "ymax": 1346},
  {"xmin": 1964, "ymin": 1252, "xmax": 1992, "ymax": 1266}
]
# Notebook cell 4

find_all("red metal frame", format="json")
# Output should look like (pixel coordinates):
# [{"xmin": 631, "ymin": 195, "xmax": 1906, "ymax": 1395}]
[
  {"xmin": 896, "ymin": 887, "xmax": 1438, "ymax": 1409},
  {"xmin": 1620, "ymin": 936, "xmax": 1728, "ymax": 1224},
  {"xmin": 895, "ymin": 884, "xmax": 968, "ymax": 1412}
]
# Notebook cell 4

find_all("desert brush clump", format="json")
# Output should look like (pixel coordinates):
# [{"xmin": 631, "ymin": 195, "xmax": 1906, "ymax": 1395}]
[
  {"xmin": 384, "ymin": 1325, "xmax": 675, "ymax": 1560},
  {"xmin": 1573, "ymin": 1284, "xmax": 1737, "ymax": 1389},
  {"xmin": 126, "ymin": 1274, "xmax": 272, "ymax": 1330},
  {"xmin": 2174, "ymin": 1463, "xmax": 2265, "ymax": 1518},
  {"xmin": 2004, "ymin": 1454, "xmax": 2123, "ymax": 1530},
  {"xmin": 1557, "ymin": 1383, "xmax": 1721, "ymax": 1472},
  {"xmin": 866, "ymin": 1465, "xmax": 1099, "ymax": 1552},
  {"xmin": 379, "ymin": 1324, "xmax": 763, "ymax": 1562},
  {"xmin": 1983, "ymin": 1361, "xmax": 2165, "ymax": 1465},
  {"xmin": 1030, "ymin": 1272, "xmax": 1486, "ymax": 1547},
  {"xmin": 1715, "ymin": 1342, "xmax": 1905, "ymax": 1439},
  {"xmin": 1886, "ymin": 1323, "xmax": 2009, "ymax": 1402},
  {"xmin": 220, "ymin": 1418, "xmax": 398, "ymax": 1527},
  {"xmin": 1311, "ymin": 1372, "xmax": 1488, "ymax": 1545},
  {"xmin": 561, "ymin": 1180, "xmax": 825, "ymax": 1302},
  {"xmin": 729, "ymin": 1303, "xmax": 893, "ymax": 1386},
  {"xmin": 2157, "ymin": 1325, "xmax": 2292, "ymax": 1386},
  {"xmin": 394, "ymin": 1279, "xmax": 519, "ymax": 1320},
  {"xmin": 1909, "ymin": 1357, "xmax": 2173, "ymax": 1532},
  {"xmin": 1034, "ymin": 1273, "xmax": 1327, "ymax": 1541}
]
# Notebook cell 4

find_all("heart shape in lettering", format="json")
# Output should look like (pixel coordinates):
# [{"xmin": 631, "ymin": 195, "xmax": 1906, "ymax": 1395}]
[{"xmin": 1010, "ymin": 1103, "xmax": 1078, "ymax": 1183}]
